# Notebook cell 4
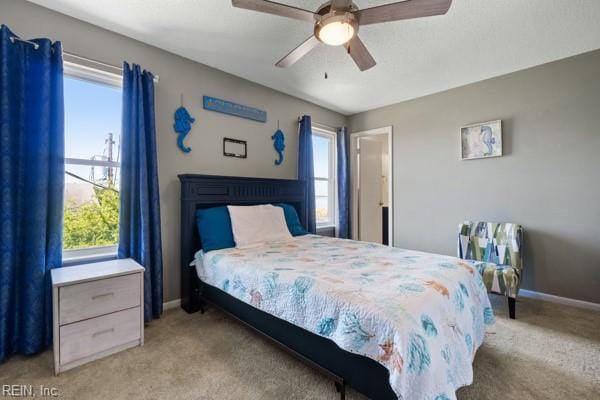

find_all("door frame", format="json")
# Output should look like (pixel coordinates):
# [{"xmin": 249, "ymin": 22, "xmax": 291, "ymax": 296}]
[{"xmin": 350, "ymin": 126, "xmax": 393, "ymax": 246}]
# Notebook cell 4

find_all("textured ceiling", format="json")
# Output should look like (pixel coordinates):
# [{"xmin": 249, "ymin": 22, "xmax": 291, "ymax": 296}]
[{"xmin": 27, "ymin": 0, "xmax": 600, "ymax": 115}]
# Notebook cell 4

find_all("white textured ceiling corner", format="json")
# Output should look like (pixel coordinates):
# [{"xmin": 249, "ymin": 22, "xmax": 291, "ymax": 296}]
[{"xmin": 27, "ymin": 0, "xmax": 600, "ymax": 115}]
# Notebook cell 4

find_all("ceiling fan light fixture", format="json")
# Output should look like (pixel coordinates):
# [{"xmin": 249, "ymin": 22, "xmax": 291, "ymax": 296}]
[{"xmin": 315, "ymin": 13, "xmax": 357, "ymax": 46}]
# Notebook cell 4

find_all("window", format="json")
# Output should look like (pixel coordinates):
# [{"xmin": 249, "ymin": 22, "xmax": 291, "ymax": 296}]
[
  {"xmin": 62, "ymin": 62, "xmax": 122, "ymax": 261},
  {"xmin": 312, "ymin": 128, "xmax": 336, "ymax": 227}
]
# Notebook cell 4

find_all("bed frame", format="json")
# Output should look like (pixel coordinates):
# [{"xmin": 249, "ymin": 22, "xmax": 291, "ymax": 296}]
[{"xmin": 179, "ymin": 174, "xmax": 396, "ymax": 400}]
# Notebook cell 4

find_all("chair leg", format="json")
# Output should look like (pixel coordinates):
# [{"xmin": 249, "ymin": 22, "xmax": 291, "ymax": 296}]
[
  {"xmin": 334, "ymin": 381, "xmax": 346, "ymax": 400},
  {"xmin": 508, "ymin": 297, "xmax": 516, "ymax": 319}
]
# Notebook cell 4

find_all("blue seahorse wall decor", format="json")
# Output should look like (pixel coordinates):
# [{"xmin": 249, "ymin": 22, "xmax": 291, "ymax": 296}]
[
  {"xmin": 480, "ymin": 125, "xmax": 496, "ymax": 156},
  {"xmin": 272, "ymin": 128, "xmax": 285, "ymax": 165},
  {"xmin": 173, "ymin": 106, "xmax": 195, "ymax": 153}
]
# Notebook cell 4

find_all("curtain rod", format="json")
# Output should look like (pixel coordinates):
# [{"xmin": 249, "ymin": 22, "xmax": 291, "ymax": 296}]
[
  {"xmin": 297, "ymin": 117, "xmax": 339, "ymax": 132},
  {"xmin": 9, "ymin": 36, "xmax": 160, "ymax": 83},
  {"xmin": 9, "ymin": 36, "xmax": 39, "ymax": 49}
]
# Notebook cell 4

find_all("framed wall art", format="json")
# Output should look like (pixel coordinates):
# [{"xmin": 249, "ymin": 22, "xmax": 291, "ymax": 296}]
[
  {"xmin": 223, "ymin": 137, "xmax": 247, "ymax": 158},
  {"xmin": 460, "ymin": 120, "xmax": 502, "ymax": 160}
]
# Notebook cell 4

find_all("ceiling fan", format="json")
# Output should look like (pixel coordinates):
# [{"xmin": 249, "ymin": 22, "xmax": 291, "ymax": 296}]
[{"xmin": 231, "ymin": 0, "xmax": 453, "ymax": 71}]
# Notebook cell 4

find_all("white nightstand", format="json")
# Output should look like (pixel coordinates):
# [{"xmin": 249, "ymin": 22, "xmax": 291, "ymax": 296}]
[{"xmin": 51, "ymin": 258, "xmax": 145, "ymax": 374}]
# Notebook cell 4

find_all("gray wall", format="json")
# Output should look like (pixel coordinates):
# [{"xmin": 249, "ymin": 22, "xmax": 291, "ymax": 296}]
[
  {"xmin": 5, "ymin": 0, "xmax": 599, "ymax": 304},
  {"xmin": 2, "ymin": 0, "xmax": 346, "ymax": 301},
  {"xmin": 349, "ymin": 50, "xmax": 600, "ymax": 304}
]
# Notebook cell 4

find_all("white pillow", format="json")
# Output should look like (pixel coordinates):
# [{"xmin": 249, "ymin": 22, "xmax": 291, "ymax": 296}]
[{"xmin": 227, "ymin": 204, "xmax": 293, "ymax": 248}]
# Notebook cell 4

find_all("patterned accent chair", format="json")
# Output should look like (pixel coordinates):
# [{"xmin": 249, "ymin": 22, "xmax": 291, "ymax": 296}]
[{"xmin": 458, "ymin": 221, "xmax": 524, "ymax": 319}]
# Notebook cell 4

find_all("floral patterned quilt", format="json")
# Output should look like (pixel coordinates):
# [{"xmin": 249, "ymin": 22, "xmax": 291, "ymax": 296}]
[{"xmin": 194, "ymin": 235, "xmax": 494, "ymax": 400}]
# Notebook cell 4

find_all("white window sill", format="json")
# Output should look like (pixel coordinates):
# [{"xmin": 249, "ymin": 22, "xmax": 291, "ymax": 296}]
[
  {"xmin": 62, "ymin": 245, "xmax": 118, "ymax": 267},
  {"xmin": 317, "ymin": 224, "xmax": 336, "ymax": 229}
]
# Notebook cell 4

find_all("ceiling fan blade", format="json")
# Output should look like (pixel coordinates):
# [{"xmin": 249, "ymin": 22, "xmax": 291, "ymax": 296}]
[
  {"xmin": 276, "ymin": 35, "xmax": 320, "ymax": 68},
  {"xmin": 345, "ymin": 36, "xmax": 376, "ymax": 71},
  {"xmin": 331, "ymin": 0, "xmax": 353, "ymax": 11},
  {"xmin": 232, "ymin": 0, "xmax": 317, "ymax": 23},
  {"xmin": 356, "ymin": 0, "xmax": 452, "ymax": 25}
]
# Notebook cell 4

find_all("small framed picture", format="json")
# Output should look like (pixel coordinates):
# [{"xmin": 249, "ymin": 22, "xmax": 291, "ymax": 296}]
[
  {"xmin": 223, "ymin": 137, "xmax": 247, "ymax": 158},
  {"xmin": 460, "ymin": 120, "xmax": 502, "ymax": 160}
]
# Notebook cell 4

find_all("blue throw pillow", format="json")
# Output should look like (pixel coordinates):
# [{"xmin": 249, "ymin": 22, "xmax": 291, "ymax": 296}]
[
  {"xmin": 196, "ymin": 206, "xmax": 235, "ymax": 252},
  {"xmin": 276, "ymin": 203, "xmax": 307, "ymax": 236}
]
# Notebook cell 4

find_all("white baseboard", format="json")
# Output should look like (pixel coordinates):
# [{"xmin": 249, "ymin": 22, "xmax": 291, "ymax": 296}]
[
  {"xmin": 163, "ymin": 298, "xmax": 181, "ymax": 311},
  {"xmin": 519, "ymin": 289, "xmax": 600, "ymax": 312}
]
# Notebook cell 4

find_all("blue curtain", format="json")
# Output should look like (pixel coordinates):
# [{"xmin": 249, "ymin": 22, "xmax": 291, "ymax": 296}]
[
  {"xmin": 298, "ymin": 115, "xmax": 316, "ymax": 234},
  {"xmin": 0, "ymin": 25, "xmax": 64, "ymax": 361},
  {"xmin": 119, "ymin": 62, "xmax": 163, "ymax": 322},
  {"xmin": 337, "ymin": 127, "xmax": 351, "ymax": 239}
]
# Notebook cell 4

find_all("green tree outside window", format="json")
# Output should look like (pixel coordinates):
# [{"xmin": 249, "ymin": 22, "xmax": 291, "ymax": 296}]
[{"xmin": 63, "ymin": 186, "xmax": 119, "ymax": 249}]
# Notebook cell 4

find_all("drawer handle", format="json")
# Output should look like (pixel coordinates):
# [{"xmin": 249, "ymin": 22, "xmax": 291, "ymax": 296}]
[
  {"xmin": 92, "ymin": 328, "xmax": 114, "ymax": 338},
  {"xmin": 91, "ymin": 292, "xmax": 114, "ymax": 300}
]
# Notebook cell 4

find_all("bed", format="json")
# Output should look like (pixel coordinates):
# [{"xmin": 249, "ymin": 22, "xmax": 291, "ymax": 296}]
[{"xmin": 179, "ymin": 174, "xmax": 494, "ymax": 400}]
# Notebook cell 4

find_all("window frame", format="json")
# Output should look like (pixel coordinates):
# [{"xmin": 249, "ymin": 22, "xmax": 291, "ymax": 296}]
[
  {"xmin": 62, "ymin": 61, "xmax": 123, "ymax": 264},
  {"xmin": 312, "ymin": 127, "xmax": 337, "ymax": 229}
]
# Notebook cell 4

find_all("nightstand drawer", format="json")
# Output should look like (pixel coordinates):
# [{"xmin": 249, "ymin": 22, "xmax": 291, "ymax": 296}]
[
  {"xmin": 59, "ymin": 273, "xmax": 140, "ymax": 325},
  {"xmin": 59, "ymin": 307, "xmax": 141, "ymax": 365}
]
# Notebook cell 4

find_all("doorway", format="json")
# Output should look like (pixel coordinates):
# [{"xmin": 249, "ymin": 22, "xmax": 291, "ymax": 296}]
[{"xmin": 350, "ymin": 127, "xmax": 393, "ymax": 245}]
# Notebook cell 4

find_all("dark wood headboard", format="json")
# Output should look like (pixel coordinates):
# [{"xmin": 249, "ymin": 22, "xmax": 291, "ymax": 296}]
[{"xmin": 178, "ymin": 174, "xmax": 306, "ymax": 313}]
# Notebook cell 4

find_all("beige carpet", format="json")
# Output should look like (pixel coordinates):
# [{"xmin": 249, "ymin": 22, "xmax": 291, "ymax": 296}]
[{"xmin": 1, "ymin": 295, "xmax": 598, "ymax": 400}]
